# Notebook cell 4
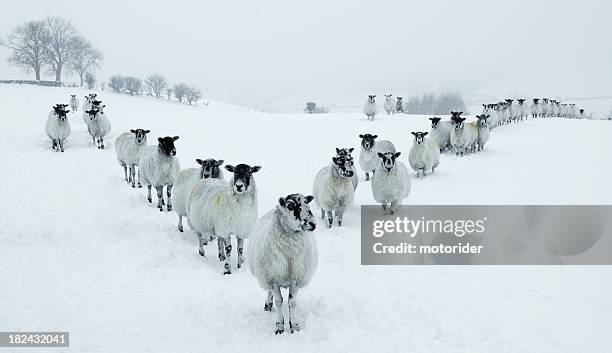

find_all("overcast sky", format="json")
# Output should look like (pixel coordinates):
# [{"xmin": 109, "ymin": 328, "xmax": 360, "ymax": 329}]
[{"xmin": 1, "ymin": 0, "xmax": 611, "ymax": 108}]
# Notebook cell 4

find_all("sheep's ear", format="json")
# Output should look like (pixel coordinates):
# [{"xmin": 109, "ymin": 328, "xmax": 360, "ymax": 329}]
[
  {"xmin": 172, "ymin": 136, "xmax": 179, "ymax": 141},
  {"xmin": 377, "ymin": 152, "xmax": 384, "ymax": 158},
  {"xmin": 251, "ymin": 166, "xmax": 262, "ymax": 173},
  {"xmin": 336, "ymin": 148, "xmax": 341, "ymax": 154},
  {"xmin": 158, "ymin": 137, "xmax": 163, "ymax": 142},
  {"xmin": 102, "ymin": 105, "xmax": 106, "ymax": 108},
  {"xmin": 305, "ymin": 195, "xmax": 314, "ymax": 204},
  {"xmin": 332, "ymin": 157, "xmax": 338, "ymax": 164},
  {"xmin": 144, "ymin": 130, "xmax": 150, "ymax": 134},
  {"xmin": 130, "ymin": 129, "xmax": 136, "ymax": 133},
  {"xmin": 278, "ymin": 197, "xmax": 286, "ymax": 207},
  {"xmin": 359, "ymin": 134, "xmax": 364, "ymax": 138},
  {"xmin": 411, "ymin": 132, "xmax": 416, "ymax": 136},
  {"xmin": 372, "ymin": 135, "xmax": 378, "ymax": 139},
  {"xmin": 196, "ymin": 159, "xmax": 204, "ymax": 165},
  {"xmin": 216, "ymin": 160, "xmax": 224, "ymax": 166},
  {"xmin": 459, "ymin": 112, "xmax": 463, "ymax": 115},
  {"xmin": 423, "ymin": 132, "xmax": 428, "ymax": 136},
  {"xmin": 349, "ymin": 147, "xmax": 354, "ymax": 152},
  {"xmin": 225, "ymin": 165, "xmax": 235, "ymax": 173},
  {"xmin": 394, "ymin": 152, "xmax": 401, "ymax": 158}
]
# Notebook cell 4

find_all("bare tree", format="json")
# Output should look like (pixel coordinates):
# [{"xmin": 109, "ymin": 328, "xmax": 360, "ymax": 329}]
[
  {"xmin": 186, "ymin": 86, "xmax": 202, "ymax": 105},
  {"xmin": 0, "ymin": 20, "xmax": 50, "ymax": 80},
  {"xmin": 305, "ymin": 102, "xmax": 316, "ymax": 114},
  {"xmin": 43, "ymin": 16, "xmax": 77, "ymax": 82},
  {"xmin": 69, "ymin": 36, "xmax": 103, "ymax": 87},
  {"xmin": 144, "ymin": 74, "xmax": 167, "ymax": 98},
  {"xmin": 124, "ymin": 76, "xmax": 142, "ymax": 95},
  {"xmin": 85, "ymin": 72, "xmax": 96, "ymax": 89},
  {"xmin": 108, "ymin": 75, "xmax": 125, "ymax": 92},
  {"xmin": 166, "ymin": 88, "xmax": 172, "ymax": 100},
  {"xmin": 173, "ymin": 83, "xmax": 189, "ymax": 103}
]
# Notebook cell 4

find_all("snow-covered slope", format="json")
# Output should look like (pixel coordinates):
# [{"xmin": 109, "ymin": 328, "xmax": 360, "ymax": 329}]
[{"xmin": 1, "ymin": 85, "xmax": 611, "ymax": 353}]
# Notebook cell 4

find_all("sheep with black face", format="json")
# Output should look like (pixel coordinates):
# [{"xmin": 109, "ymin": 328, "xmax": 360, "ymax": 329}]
[
  {"xmin": 395, "ymin": 96, "xmax": 404, "ymax": 113},
  {"xmin": 449, "ymin": 112, "xmax": 478, "ymax": 156},
  {"xmin": 313, "ymin": 155, "xmax": 355, "ymax": 227},
  {"xmin": 358, "ymin": 133, "xmax": 396, "ymax": 181},
  {"xmin": 475, "ymin": 115, "xmax": 490, "ymax": 151},
  {"xmin": 139, "ymin": 136, "xmax": 181, "ymax": 212},
  {"xmin": 363, "ymin": 95, "xmax": 378, "ymax": 121},
  {"xmin": 428, "ymin": 117, "xmax": 452, "ymax": 152},
  {"xmin": 248, "ymin": 193, "xmax": 317, "ymax": 335},
  {"xmin": 371, "ymin": 152, "xmax": 411, "ymax": 215},
  {"xmin": 114, "ymin": 129, "xmax": 150, "ymax": 187},
  {"xmin": 335, "ymin": 147, "xmax": 358, "ymax": 190},
  {"xmin": 85, "ymin": 107, "xmax": 111, "ymax": 149},
  {"xmin": 171, "ymin": 158, "xmax": 224, "ymax": 235},
  {"xmin": 408, "ymin": 131, "xmax": 439, "ymax": 178},
  {"xmin": 187, "ymin": 163, "xmax": 260, "ymax": 274},
  {"xmin": 45, "ymin": 104, "xmax": 71, "ymax": 152}
]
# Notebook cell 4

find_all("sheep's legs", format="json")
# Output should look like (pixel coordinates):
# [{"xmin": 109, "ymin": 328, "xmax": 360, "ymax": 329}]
[
  {"xmin": 325, "ymin": 211, "xmax": 333, "ymax": 228},
  {"xmin": 273, "ymin": 285, "xmax": 284, "ymax": 334},
  {"xmin": 390, "ymin": 201, "xmax": 399, "ymax": 215},
  {"xmin": 320, "ymin": 208, "xmax": 325, "ymax": 220},
  {"xmin": 288, "ymin": 285, "xmax": 300, "ymax": 333},
  {"xmin": 217, "ymin": 237, "xmax": 226, "ymax": 262},
  {"xmin": 155, "ymin": 185, "xmax": 164, "ymax": 211},
  {"xmin": 122, "ymin": 164, "xmax": 128, "ymax": 182},
  {"xmin": 129, "ymin": 166, "xmax": 136, "ymax": 188},
  {"xmin": 336, "ymin": 209, "xmax": 344, "ymax": 226},
  {"xmin": 264, "ymin": 290, "xmax": 273, "ymax": 312},
  {"xmin": 100, "ymin": 138, "xmax": 105, "ymax": 149},
  {"xmin": 58, "ymin": 139, "xmax": 64, "ymax": 152},
  {"xmin": 51, "ymin": 139, "xmax": 58, "ymax": 151},
  {"xmin": 135, "ymin": 166, "xmax": 141, "ymax": 188},
  {"xmin": 197, "ymin": 232, "xmax": 209, "ymax": 256},
  {"xmin": 146, "ymin": 185, "xmax": 152, "ymax": 203},
  {"xmin": 178, "ymin": 215, "xmax": 184, "ymax": 232},
  {"xmin": 236, "ymin": 237, "xmax": 244, "ymax": 268},
  {"xmin": 365, "ymin": 172, "xmax": 369, "ymax": 181},
  {"xmin": 223, "ymin": 236, "xmax": 232, "ymax": 275},
  {"xmin": 166, "ymin": 184, "xmax": 173, "ymax": 211}
]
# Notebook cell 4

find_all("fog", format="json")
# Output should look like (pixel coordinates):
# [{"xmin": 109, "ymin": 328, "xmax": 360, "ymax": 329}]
[{"xmin": 1, "ymin": 0, "xmax": 611, "ymax": 108}]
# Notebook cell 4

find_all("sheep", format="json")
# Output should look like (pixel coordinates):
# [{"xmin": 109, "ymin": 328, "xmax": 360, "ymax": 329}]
[
  {"xmin": 114, "ymin": 129, "xmax": 150, "ymax": 188},
  {"xmin": 363, "ymin": 95, "xmax": 378, "ymax": 121},
  {"xmin": 139, "ymin": 136, "xmax": 181, "ymax": 212},
  {"xmin": 408, "ymin": 132, "xmax": 439, "ymax": 178},
  {"xmin": 69, "ymin": 95, "xmax": 79, "ymax": 112},
  {"xmin": 358, "ymin": 134, "xmax": 396, "ymax": 181},
  {"xmin": 530, "ymin": 98, "xmax": 541, "ymax": 118},
  {"xmin": 171, "ymin": 158, "xmax": 224, "ymax": 235},
  {"xmin": 335, "ymin": 147, "xmax": 358, "ymax": 190},
  {"xmin": 428, "ymin": 117, "xmax": 453, "ymax": 152},
  {"xmin": 450, "ymin": 112, "xmax": 478, "ymax": 156},
  {"xmin": 81, "ymin": 94, "xmax": 97, "ymax": 124},
  {"xmin": 371, "ymin": 152, "xmax": 411, "ymax": 215},
  {"xmin": 312, "ymin": 155, "xmax": 355, "ymax": 228},
  {"xmin": 247, "ymin": 193, "xmax": 317, "ymax": 334},
  {"xmin": 187, "ymin": 164, "xmax": 260, "ymax": 274},
  {"xmin": 475, "ymin": 114, "xmax": 490, "ymax": 151},
  {"xmin": 84, "ymin": 107, "xmax": 111, "ymax": 149},
  {"xmin": 395, "ymin": 96, "xmax": 404, "ymax": 113},
  {"xmin": 45, "ymin": 104, "xmax": 71, "ymax": 152},
  {"xmin": 383, "ymin": 94, "xmax": 395, "ymax": 115},
  {"xmin": 516, "ymin": 99, "xmax": 528, "ymax": 121}
]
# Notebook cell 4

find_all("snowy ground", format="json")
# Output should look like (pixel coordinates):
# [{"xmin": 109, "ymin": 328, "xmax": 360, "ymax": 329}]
[{"xmin": 1, "ymin": 85, "xmax": 611, "ymax": 353}]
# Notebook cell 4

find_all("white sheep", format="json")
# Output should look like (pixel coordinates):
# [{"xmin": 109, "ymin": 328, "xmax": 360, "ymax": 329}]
[
  {"xmin": 335, "ymin": 147, "xmax": 358, "ymax": 190},
  {"xmin": 248, "ymin": 193, "xmax": 317, "ymax": 334},
  {"xmin": 81, "ymin": 94, "xmax": 96, "ymax": 124},
  {"xmin": 312, "ymin": 155, "xmax": 355, "ymax": 227},
  {"xmin": 45, "ymin": 104, "xmax": 71, "ymax": 152},
  {"xmin": 187, "ymin": 164, "xmax": 260, "ymax": 274},
  {"xmin": 475, "ymin": 115, "xmax": 490, "ymax": 151},
  {"xmin": 408, "ymin": 132, "xmax": 439, "ymax": 178},
  {"xmin": 139, "ymin": 136, "xmax": 181, "ymax": 212},
  {"xmin": 84, "ymin": 107, "xmax": 111, "ymax": 149},
  {"xmin": 428, "ymin": 117, "xmax": 453, "ymax": 152},
  {"xmin": 395, "ymin": 96, "xmax": 404, "ymax": 113},
  {"xmin": 171, "ymin": 158, "xmax": 224, "ymax": 237},
  {"xmin": 371, "ymin": 152, "xmax": 411, "ymax": 215},
  {"xmin": 383, "ymin": 94, "xmax": 395, "ymax": 115},
  {"xmin": 363, "ymin": 95, "xmax": 378, "ymax": 121},
  {"xmin": 450, "ymin": 113, "xmax": 478, "ymax": 156},
  {"xmin": 358, "ymin": 134, "xmax": 396, "ymax": 180},
  {"xmin": 530, "ymin": 98, "xmax": 541, "ymax": 118},
  {"xmin": 114, "ymin": 129, "xmax": 150, "ymax": 188},
  {"xmin": 69, "ymin": 95, "xmax": 79, "ymax": 112}
]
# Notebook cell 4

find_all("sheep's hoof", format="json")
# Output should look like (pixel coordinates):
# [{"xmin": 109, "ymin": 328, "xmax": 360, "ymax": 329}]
[
  {"xmin": 223, "ymin": 266, "xmax": 232, "ymax": 275},
  {"xmin": 138, "ymin": 184, "xmax": 142, "ymax": 188},
  {"xmin": 237, "ymin": 262, "xmax": 242, "ymax": 269},
  {"xmin": 289, "ymin": 322, "xmax": 300, "ymax": 333},
  {"xmin": 275, "ymin": 322, "xmax": 284, "ymax": 335},
  {"xmin": 198, "ymin": 249, "xmax": 205, "ymax": 257},
  {"xmin": 218, "ymin": 254, "xmax": 226, "ymax": 262},
  {"xmin": 178, "ymin": 225, "xmax": 183, "ymax": 232},
  {"xmin": 158, "ymin": 206, "xmax": 163, "ymax": 212},
  {"xmin": 101, "ymin": 145, "xmax": 105, "ymax": 149},
  {"xmin": 131, "ymin": 184, "xmax": 136, "ymax": 188},
  {"xmin": 167, "ymin": 205, "xmax": 172, "ymax": 212},
  {"xmin": 264, "ymin": 303, "xmax": 273, "ymax": 312}
]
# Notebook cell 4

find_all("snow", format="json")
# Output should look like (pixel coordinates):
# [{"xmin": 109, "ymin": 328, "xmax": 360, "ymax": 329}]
[{"xmin": 1, "ymin": 84, "xmax": 611, "ymax": 353}]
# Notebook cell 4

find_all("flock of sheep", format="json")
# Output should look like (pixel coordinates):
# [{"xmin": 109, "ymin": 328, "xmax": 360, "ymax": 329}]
[{"xmin": 42, "ymin": 92, "xmax": 586, "ymax": 334}]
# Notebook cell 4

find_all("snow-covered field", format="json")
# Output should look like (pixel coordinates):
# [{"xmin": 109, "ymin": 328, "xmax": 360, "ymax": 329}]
[{"xmin": 1, "ymin": 85, "xmax": 611, "ymax": 353}]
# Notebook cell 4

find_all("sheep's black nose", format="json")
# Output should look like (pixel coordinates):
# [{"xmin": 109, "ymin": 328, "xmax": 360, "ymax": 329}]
[{"xmin": 308, "ymin": 222, "xmax": 316, "ymax": 231}]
